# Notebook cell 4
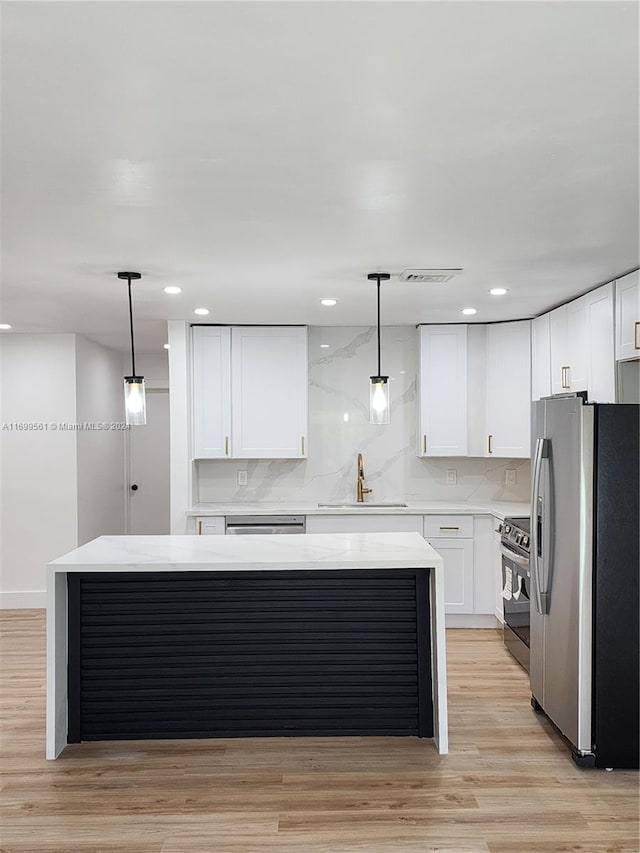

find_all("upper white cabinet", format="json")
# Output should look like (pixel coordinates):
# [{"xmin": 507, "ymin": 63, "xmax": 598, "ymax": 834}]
[
  {"xmin": 531, "ymin": 314, "xmax": 552, "ymax": 401},
  {"xmin": 192, "ymin": 327, "xmax": 232, "ymax": 459},
  {"xmin": 486, "ymin": 321, "xmax": 531, "ymax": 458},
  {"xmin": 191, "ymin": 326, "xmax": 308, "ymax": 460},
  {"xmin": 418, "ymin": 325, "xmax": 468, "ymax": 456},
  {"xmin": 616, "ymin": 271, "xmax": 640, "ymax": 361},
  {"xmin": 231, "ymin": 327, "xmax": 308, "ymax": 459},
  {"xmin": 548, "ymin": 283, "xmax": 614, "ymax": 402}
]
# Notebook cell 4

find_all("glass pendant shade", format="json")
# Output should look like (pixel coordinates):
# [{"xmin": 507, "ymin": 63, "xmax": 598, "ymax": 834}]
[
  {"xmin": 369, "ymin": 376, "xmax": 390, "ymax": 425},
  {"xmin": 124, "ymin": 376, "xmax": 146, "ymax": 426}
]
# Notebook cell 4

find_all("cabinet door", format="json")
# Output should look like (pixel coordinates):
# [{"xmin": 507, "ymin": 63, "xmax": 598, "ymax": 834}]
[
  {"xmin": 531, "ymin": 314, "xmax": 551, "ymax": 401},
  {"xmin": 549, "ymin": 305, "xmax": 570, "ymax": 395},
  {"xmin": 486, "ymin": 321, "xmax": 531, "ymax": 458},
  {"xmin": 191, "ymin": 327, "xmax": 231, "ymax": 459},
  {"xmin": 566, "ymin": 296, "xmax": 589, "ymax": 392},
  {"xmin": 585, "ymin": 282, "xmax": 615, "ymax": 402},
  {"xmin": 418, "ymin": 325, "xmax": 467, "ymax": 456},
  {"xmin": 231, "ymin": 327, "xmax": 308, "ymax": 459},
  {"xmin": 423, "ymin": 537, "xmax": 474, "ymax": 614},
  {"xmin": 616, "ymin": 271, "xmax": 640, "ymax": 361}
]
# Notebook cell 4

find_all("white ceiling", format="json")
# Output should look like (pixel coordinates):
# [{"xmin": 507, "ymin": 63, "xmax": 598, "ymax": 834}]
[{"xmin": 1, "ymin": 1, "xmax": 638, "ymax": 352}]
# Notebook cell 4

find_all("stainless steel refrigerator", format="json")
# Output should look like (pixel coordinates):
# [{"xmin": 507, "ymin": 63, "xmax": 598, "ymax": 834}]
[{"xmin": 530, "ymin": 395, "xmax": 639, "ymax": 768}]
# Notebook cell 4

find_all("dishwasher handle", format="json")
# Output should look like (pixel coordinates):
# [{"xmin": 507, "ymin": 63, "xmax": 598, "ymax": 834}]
[{"xmin": 226, "ymin": 525, "xmax": 305, "ymax": 535}]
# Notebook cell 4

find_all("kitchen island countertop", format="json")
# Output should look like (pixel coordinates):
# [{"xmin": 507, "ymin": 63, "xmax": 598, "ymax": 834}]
[{"xmin": 47, "ymin": 532, "xmax": 447, "ymax": 760}]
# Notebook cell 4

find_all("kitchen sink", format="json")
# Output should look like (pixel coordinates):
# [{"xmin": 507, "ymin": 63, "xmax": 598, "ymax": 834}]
[{"xmin": 317, "ymin": 502, "xmax": 408, "ymax": 508}]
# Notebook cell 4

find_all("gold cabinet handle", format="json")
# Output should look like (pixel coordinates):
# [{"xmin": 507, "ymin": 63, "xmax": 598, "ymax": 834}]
[
  {"xmin": 635, "ymin": 321, "xmax": 640, "ymax": 350},
  {"xmin": 439, "ymin": 526, "xmax": 459, "ymax": 531},
  {"xmin": 561, "ymin": 366, "xmax": 570, "ymax": 389},
  {"xmin": 225, "ymin": 436, "xmax": 229, "ymax": 456},
  {"xmin": 198, "ymin": 520, "xmax": 202, "ymax": 535},
  {"xmin": 488, "ymin": 434, "xmax": 493, "ymax": 454},
  {"xmin": 423, "ymin": 434, "xmax": 427, "ymax": 454},
  {"xmin": 301, "ymin": 436, "xmax": 305, "ymax": 456}
]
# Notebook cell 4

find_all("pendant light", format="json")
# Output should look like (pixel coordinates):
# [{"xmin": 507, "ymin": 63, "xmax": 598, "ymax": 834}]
[
  {"xmin": 367, "ymin": 272, "xmax": 391, "ymax": 424},
  {"xmin": 118, "ymin": 271, "xmax": 146, "ymax": 426}
]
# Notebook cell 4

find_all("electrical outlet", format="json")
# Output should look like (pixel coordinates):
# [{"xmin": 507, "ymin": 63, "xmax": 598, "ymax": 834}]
[
  {"xmin": 237, "ymin": 470, "xmax": 248, "ymax": 486},
  {"xmin": 505, "ymin": 469, "xmax": 517, "ymax": 486},
  {"xmin": 446, "ymin": 469, "xmax": 457, "ymax": 486}
]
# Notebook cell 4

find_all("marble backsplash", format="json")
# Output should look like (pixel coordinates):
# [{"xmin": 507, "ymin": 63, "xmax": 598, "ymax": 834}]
[{"xmin": 197, "ymin": 326, "xmax": 531, "ymax": 504}]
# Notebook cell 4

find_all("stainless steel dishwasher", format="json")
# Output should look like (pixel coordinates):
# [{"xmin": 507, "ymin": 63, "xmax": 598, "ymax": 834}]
[{"xmin": 224, "ymin": 515, "xmax": 306, "ymax": 534}]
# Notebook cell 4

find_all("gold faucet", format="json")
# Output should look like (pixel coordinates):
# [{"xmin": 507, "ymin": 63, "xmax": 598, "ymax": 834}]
[{"xmin": 356, "ymin": 452, "xmax": 372, "ymax": 503}]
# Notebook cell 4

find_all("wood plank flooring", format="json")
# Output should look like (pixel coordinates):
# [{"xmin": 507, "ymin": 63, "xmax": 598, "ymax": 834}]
[{"xmin": 1, "ymin": 610, "xmax": 637, "ymax": 852}]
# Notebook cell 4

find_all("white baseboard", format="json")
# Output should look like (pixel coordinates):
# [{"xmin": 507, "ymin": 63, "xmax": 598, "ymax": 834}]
[
  {"xmin": 0, "ymin": 590, "xmax": 47, "ymax": 609},
  {"xmin": 445, "ymin": 614, "xmax": 501, "ymax": 629}
]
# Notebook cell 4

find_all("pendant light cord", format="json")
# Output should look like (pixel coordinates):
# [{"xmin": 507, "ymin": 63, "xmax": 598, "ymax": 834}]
[
  {"xmin": 127, "ymin": 276, "xmax": 137, "ymax": 377},
  {"xmin": 376, "ymin": 277, "xmax": 381, "ymax": 376}
]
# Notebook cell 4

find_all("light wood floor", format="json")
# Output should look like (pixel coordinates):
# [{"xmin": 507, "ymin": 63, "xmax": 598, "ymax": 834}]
[{"xmin": 1, "ymin": 611, "xmax": 637, "ymax": 853}]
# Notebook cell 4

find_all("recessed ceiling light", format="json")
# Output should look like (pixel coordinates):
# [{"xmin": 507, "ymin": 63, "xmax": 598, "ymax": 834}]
[
  {"xmin": 163, "ymin": 286, "xmax": 182, "ymax": 295},
  {"xmin": 320, "ymin": 298, "xmax": 337, "ymax": 307},
  {"xmin": 489, "ymin": 287, "xmax": 508, "ymax": 296},
  {"xmin": 0, "ymin": 323, "xmax": 11, "ymax": 330},
  {"xmin": 320, "ymin": 344, "xmax": 330, "ymax": 348},
  {"xmin": 461, "ymin": 307, "xmax": 477, "ymax": 316},
  {"xmin": 163, "ymin": 343, "xmax": 171, "ymax": 350},
  {"xmin": 193, "ymin": 307, "xmax": 210, "ymax": 316}
]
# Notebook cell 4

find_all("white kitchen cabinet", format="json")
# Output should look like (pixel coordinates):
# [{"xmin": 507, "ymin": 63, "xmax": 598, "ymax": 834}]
[
  {"xmin": 549, "ymin": 284, "xmax": 614, "ymax": 401},
  {"xmin": 616, "ymin": 270, "xmax": 640, "ymax": 361},
  {"xmin": 231, "ymin": 327, "xmax": 308, "ymax": 459},
  {"xmin": 423, "ymin": 515, "xmax": 474, "ymax": 614},
  {"xmin": 191, "ymin": 326, "xmax": 308, "ymax": 460},
  {"xmin": 424, "ymin": 536, "xmax": 474, "ymax": 615},
  {"xmin": 192, "ymin": 327, "xmax": 231, "ymax": 459},
  {"xmin": 472, "ymin": 515, "xmax": 497, "ymax": 617},
  {"xmin": 485, "ymin": 321, "xmax": 531, "ymax": 458},
  {"xmin": 418, "ymin": 325, "xmax": 468, "ymax": 456},
  {"xmin": 531, "ymin": 314, "xmax": 551, "ymax": 401},
  {"xmin": 585, "ymin": 283, "xmax": 615, "ymax": 402},
  {"xmin": 195, "ymin": 516, "xmax": 225, "ymax": 535}
]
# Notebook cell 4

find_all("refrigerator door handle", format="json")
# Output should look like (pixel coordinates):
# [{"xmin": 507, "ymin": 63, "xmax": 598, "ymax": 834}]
[{"xmin": 531, "ymin": 437, "xmax": 550, "ymax": 615}]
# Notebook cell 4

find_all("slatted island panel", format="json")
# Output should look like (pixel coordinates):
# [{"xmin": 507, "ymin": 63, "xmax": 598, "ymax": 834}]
[
  {"xmin": 68, "ymin": 570, "xmax": 432, "ymax": 741},
  {"xmin": 47, "ymin": 533, "xmax": 447, "ymax": 757}
]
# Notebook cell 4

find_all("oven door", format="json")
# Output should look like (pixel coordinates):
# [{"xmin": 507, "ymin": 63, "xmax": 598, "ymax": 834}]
[{"xmin": 502, "ymin": 546, "xmax": 531, "ymax": 666}]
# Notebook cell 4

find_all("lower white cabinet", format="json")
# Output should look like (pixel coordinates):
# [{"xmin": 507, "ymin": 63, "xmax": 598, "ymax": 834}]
[
  {"xmin": 195, "ymin": 516, "xmax": 225, "ymax": 535},
  {"xmin": 423, "ymin": 514, "xmax": 474, "ymax": 615},
  {"xmin": 424, "ymin": 537, "xmax": 474, "ymax": 614}
]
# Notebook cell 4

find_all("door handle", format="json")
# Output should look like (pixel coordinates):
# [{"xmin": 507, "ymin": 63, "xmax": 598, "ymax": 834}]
[
  {"xmin": 225, "ymin": 436, "xmax": 230, "ymax": 456},
  {"xmin": 635, "ymin": 321, "xmax": 640, "ymax": 350},
  {"xmin": 561, "ymin": 366, "xmax": 570, "ymax": 389},
  {"xmin": 130, "ymin": 484, "xmax": 138, "ymax": 492},
  {"xmin": 423, "ymin": 434, "xmax": 427, "ymax": 454},
  {"xmin": 531, "ymin": 437, "xmax": 550, "ymax": 615},
  {"xmin": 488, "ymin": 434, "xmax": 493, "ymax": 454}
]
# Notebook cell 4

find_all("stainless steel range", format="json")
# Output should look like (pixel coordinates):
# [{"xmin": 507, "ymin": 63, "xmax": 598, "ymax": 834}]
[{"xmin": 498, "ymin": 516, "xmax": 531, "ymax": 671}]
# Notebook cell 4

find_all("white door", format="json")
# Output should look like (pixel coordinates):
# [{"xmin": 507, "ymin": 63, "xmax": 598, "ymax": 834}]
[
  {"xmin": 486, "ymin": 320, "xmax": 531, "ymax": 457},
  {"xmin": 191, "ymin": 326, "xmax": 232, "ymax": 459},
  {"xmin": 418, "ymin": 325, "xmax": 468, "ymax": 456},
  {"xmin": 566, "ymin": 296, "xmax": 589, "ymax": 392},
  {"xmin": 531, "ymin": 313, "xmax": 552, "ymax": 401},
  {"xmin": 550, "ymin": 304, "xmax": 570, "ymax": 395},
  {"xmin": 231, "ymin": 327, "xmax": 308, "ymax": 459},
  {"xmin": 424, "ymin": 538, "xmax": 474, "ymax": 614},
  {"xmin": 585, "ymin": 282, "xmax": 615, "ymax": 403},
  {"xmin": 615, "ymin": 271, "xmax": 640, "ymax": 361},
  {"xmin": 127, "ymin": 389, "xmax": 170, "ymax": 534}
]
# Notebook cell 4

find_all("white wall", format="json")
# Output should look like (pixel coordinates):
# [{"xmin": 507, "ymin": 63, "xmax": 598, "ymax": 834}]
[
  {"xmin": 76, "ymin": 336, "xmax": 126, "ymax": 544},
  {"xmin": 0, "ymin": 335, "xmax": 78, "ymax": 607},
  {"xmin": 194, "ymin": 326, "xmax": 532, "ymax": 505}
]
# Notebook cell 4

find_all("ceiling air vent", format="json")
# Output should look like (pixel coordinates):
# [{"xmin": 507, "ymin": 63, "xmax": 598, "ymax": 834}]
[{"xmin": 398, "ymin": 269, "xmax": 463, "ymax": 283}]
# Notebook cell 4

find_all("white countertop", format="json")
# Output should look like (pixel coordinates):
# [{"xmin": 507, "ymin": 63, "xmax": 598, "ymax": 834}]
[
  {"xmin": 187, "ymin": 500, "xmax": 530, "ymax": 520},
  {"xmin": 49, "ymin": 532, "xmax": 443, "ymax": 573}
]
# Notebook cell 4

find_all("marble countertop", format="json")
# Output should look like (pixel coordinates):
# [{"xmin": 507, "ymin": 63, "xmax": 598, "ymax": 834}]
[
  {"xmin": 48, "ymin": 532, "xmax": 443, "ymax": 573},
  {"xmin": 187, "ymin": 500, "xmax": 530, "ymax": 520}
]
